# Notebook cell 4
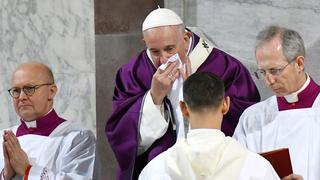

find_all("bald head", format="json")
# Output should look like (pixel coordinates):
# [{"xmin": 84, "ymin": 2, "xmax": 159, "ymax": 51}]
[{"xmin": 12, "ymin": 61, "xmax": 55, "ymax": 84}]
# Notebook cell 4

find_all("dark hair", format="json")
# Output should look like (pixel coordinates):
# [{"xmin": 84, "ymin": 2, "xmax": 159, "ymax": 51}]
[
  {"xmin": 255, "ymin": 25, "xmax": 305, "ymax": 62},
  {"xmin": 183, "ymin": 72, "xmax": 224, "ymax": 112}
]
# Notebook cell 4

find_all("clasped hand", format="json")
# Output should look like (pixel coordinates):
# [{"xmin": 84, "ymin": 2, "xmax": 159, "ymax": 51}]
[{"xmin": 2, "ymin": 130, "xmax": 30, "ymax": 179}]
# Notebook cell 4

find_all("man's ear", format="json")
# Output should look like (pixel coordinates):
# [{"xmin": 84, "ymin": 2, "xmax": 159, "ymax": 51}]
[
  {"xmin": 222, "ymin": 96, "xmax": 230, "ymax": 115},
  {"xmin": 48, "ymin": 84, "xmax": 57, "ymax": 101},
  {"xmin": 183, "ymin": 31, "xmax": 192, "ymax": 52},
  {"xmin": 179, "ymin": 101, "xmax": 189, "ymax": 118},
  {"xmin": 295, "ymin": 56, "xmax": 305, "ymax": 72},
  {"xmin": 184, "ymin": 31, "xmax": 192, "ymax": 41}
]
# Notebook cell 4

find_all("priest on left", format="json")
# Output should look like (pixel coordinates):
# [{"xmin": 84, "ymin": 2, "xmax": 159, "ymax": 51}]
[{"xmin": 1, "ymin": 61, "xmax": 96, "ymax": 180}]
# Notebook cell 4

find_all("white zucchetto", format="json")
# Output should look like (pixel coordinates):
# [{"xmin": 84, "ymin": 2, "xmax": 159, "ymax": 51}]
[{"xmin": 142, "ymin": 8, "xmax": 183, "ymax": 31}]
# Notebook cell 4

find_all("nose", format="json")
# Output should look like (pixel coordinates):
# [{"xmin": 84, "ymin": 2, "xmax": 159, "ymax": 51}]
[
  {"xmin": 17, "ymin": 89, "xmax": 28, "ymax": 100},
  {"xmin": 264, "ymin": 72, "xmax": 276, "ymax": 86},
  {"xmin": 159, "ymin": 52, "xmax": 171, "ymax": 64}
]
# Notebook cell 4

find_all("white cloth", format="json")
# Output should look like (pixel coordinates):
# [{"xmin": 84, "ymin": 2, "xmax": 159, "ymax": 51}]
[
  {"xmin": 0, "ymin": 121, "xmax": 96, "ymax": 180},
  {"xmin": 139, "ymin": 129, "xmax": 279, "ymax": 180},
  {"xmin": 233, "ymin": 94, "xmax": 320, "ymax": 180},
  {"xmin": 163, "ymin": 53, "xmax": 185, "ymax": 139},
  {"xmin": 138, "ymin": 91, "xmax": 169, "ymax": 155}
]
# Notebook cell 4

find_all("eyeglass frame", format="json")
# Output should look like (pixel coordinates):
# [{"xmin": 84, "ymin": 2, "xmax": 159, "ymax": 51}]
[
  {"xmin": 254, "ymin": 57, "xmax": 297, "ymax": 80},
  {"xmin": 8, "ymin": 83, "xmax": 54, "ymax": 99}
]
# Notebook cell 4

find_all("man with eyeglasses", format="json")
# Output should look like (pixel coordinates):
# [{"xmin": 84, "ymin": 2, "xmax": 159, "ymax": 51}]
[
  {"xmin": 1, "ymin": 62, "xmax": 96, "ymax": 179},
  {"xmin": 233, "ymin": 25, "xmax": 320, "ymax": 180}
]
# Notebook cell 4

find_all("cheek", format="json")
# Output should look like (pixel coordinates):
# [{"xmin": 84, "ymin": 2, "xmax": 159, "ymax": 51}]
[
  {"xmin": 151, "ymin": 56, "xmax": 161, "ymax": 67},
  {"xmin": 178, "ymin": 43, "xmax": 188, "ymax": 58},
  {"xmin": 277, "ymin": 76, "xmax": 293, "ymax": 91},
  {"xmin": 281, "ymin": 71, "xmax": 296, "ymax": 85},
  {"xmin": 13, "ymin": 100, "xmax": 19, "ymax": 110}
]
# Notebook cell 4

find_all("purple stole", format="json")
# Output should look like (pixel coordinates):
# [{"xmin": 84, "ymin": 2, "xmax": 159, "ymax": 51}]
[
  {"xmin": 277, "ymin": 78, "xmax": 320, "ymax": 111},
  {"xmin": 106, "ymin": 31, "xmax": 260, "ymax": 180},
  {"xmin": 16, "ymin": 109, "xmax": 65, "ymax": 137}
]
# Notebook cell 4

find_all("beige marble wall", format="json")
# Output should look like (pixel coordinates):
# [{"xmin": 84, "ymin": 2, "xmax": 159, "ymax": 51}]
[{"xmin": 0, "ymin": 0, "xmax": 95, "ymax": 133}]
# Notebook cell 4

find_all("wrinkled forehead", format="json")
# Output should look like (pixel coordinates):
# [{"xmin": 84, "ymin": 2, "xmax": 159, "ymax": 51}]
[
  {"xmin": 143, "ymin": 25, "xmax": 183, "ymax": 38},
  {"xmin": 256, "ymin": 40, "xmax": 288, "ymax": 68},
  {"xmin": 143, "ymin": 26, "xmax": 185, "ymax": 48}
]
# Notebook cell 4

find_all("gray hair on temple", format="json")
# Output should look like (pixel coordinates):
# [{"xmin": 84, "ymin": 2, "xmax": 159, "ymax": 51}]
[{"xmin": 255, "ymin": 25, "xmax": 305, "ymax": 62}]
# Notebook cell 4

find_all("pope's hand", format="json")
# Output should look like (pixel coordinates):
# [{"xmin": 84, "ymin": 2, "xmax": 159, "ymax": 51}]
[{"xmin": 151, "ymin": 61, "xmax": 180, "ymax": 105}]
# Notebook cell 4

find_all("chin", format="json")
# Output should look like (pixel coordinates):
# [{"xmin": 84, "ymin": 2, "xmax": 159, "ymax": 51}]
[
  {"xmin": 19, "ymin": 112, "xmax": 36, "ymax": 121},
  {"xmin": 20, "ymin": 116, "xmax": 35, "ymax": 122},
  {"xmin": 274, "ymin": 91, "xmax": 288, "ymax": 97},
  {"xmin": 271, "ymin": 88, "xmax": 285, "ymax": 96}
]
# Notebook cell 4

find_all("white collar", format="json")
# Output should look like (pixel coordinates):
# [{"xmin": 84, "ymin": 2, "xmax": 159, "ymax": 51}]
[
  {"xmin": 284, "ymin": 74, "xmax": 310, "ymax": 103},
  {"xmin": 25, "ymin": 120, "xmax": 37, "ymax": 128},
  {"xmin": 23, "ymin": 108, "xmax": 53, "ymax": 128}
]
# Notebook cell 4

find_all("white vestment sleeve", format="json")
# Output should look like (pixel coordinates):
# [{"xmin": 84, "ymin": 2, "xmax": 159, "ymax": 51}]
[
  {"xmin": 25, "ymin": 130, "xmax": 95, "ymax": 180},
  {"xmin": 232, "ymin": 111, "xmax": 249, "ymax": 147},
  {"xmin": 138, "ymin": 91, "xmax": 169, "ymax": 155}
]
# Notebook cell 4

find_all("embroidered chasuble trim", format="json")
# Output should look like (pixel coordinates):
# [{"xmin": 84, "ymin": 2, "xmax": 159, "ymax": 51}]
[{"xmin": 189, "ymin": 38, "xmax": 214, "ymax": 73}]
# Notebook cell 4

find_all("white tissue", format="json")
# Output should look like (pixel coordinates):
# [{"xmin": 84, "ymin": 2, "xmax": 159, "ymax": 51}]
[{"xmin": 159, "ymin": 53, "xmax": 183, "ymax": 70}]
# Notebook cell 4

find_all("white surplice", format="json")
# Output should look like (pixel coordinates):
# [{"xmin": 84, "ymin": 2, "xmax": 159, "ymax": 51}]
[
  {"xmin": 0, "ymin": 121, "xmax": 95, "ymax": 180},
  {"xmin": 139, "ymin": 129, "xmax": 279, "ymax": 180},
  {"xmin": 233, "ymin": 95, "xmax": 320, "ymax": 180}
]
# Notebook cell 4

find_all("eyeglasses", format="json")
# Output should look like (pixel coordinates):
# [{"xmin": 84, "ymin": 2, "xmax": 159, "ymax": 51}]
[
  {"xmin": 8, "ymin": 83, "xmax": 53, "ymax": 99},
  {"xmin": 254, "ymin": 57, "xmax": 296, "ymax": 80}
]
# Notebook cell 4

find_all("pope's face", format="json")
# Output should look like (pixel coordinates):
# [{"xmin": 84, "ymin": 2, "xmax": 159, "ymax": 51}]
[{"xmin": 143, "ymin": 25, "xmax": 190, "ymax": 68}]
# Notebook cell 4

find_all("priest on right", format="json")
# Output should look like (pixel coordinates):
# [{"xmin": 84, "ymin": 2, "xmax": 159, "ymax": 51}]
[{"xmin": 233, "ymin": 25, "xmax": 320, "ymax": 180}]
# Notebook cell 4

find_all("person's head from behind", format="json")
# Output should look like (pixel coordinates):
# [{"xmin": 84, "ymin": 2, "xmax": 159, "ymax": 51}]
[
  {"xmin": 180, "ymin": 72, "xmax": 230, "ymax": 129},
  {"xmin": 254, "ymin": 25, "xmax": 306, "ymax": 96},
  {"xmin": 8, "ymin": 61, "xmax": 57, "ymax": 121},
  {"xmin": 142, "ymin": 8, "xmax": 192, "ymax": 68}
]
